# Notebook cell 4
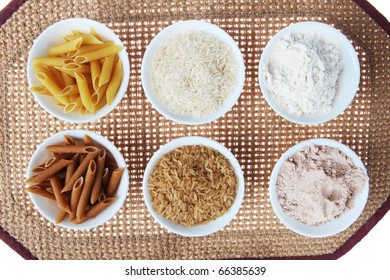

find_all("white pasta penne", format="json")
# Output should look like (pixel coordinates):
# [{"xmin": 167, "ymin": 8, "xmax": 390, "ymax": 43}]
[
  {"xmin": 63, "ymin": 63, "xmax": 91, "ymax": 74},
  {"xmin": 90, "ymin": 60, "xmax": 101, "ymax": 92},
  {"xmin": 33, "ymin": 57, "xmax": 73, "ymax": 67},
  {"xmin": 99, "ymin": 54, "xmax": 116, "ymax": 87},
  {"xmin": 74, "ymin": 72, "xmax": 94, "ymax": 112},
  {"xmin": 48, "ymin": 38, "xmax": 82, "ymax": 56},
  {"xmin": 106, "ymin": 59, "xmax": 123, "ymax": 106},
  {"xmin": 59, "ymin": 85, "xmax": 79, "ymax": 97},
  {"xmin": 68, "ymin": 41, "xmax": 114, "ymax": 57},
  {"xmin": 74, "ymin": 45, "xmax": 122, "ymax": 63},
  {"xmin": 28, "ymin": 85, "xmax": 51, "ymax": 96},
  {"xmin": 64, "ymin": 34, "xmax": 103, "ymax": 45},
  {"xmin": 35, "ymin": 72, "xmax": 69, "ymax": 105}
]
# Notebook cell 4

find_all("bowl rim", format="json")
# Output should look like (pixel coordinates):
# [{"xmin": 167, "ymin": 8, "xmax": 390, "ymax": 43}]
[
  {"xmin": 26, "ymin": 129, "xmax": 129, "ymax": 230},
  {"xmin": 26, "ymin": 17, "xmax": 130, "ymax": 123},
  {"xmin": 142, "ymin": 136, "xmax": 245, "ymax": 237},
  {"xmin": 258, "ymin": 21, "xmax": 361, "ymax": 125},
  {"xmin": 269, "ymin": 138, "xmax": 370, "ymax": 238},
  {"xmin": 140, "ymin": 20, "xmax": 246, "ymax": 125}
]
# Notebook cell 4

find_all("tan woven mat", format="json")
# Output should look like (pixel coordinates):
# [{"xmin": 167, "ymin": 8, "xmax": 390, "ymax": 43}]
[{"xmin": 0, "ymin": 0, "xmax": 389, "ymax": 260}]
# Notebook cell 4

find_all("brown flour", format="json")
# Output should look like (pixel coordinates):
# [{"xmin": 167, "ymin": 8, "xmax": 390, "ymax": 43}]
[{"xmin": 276, "ymin": 144, "xmax": 369, "ymax": 226}]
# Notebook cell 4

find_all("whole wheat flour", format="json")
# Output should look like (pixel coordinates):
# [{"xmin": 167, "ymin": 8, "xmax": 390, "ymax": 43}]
[
  {"xmin": 262, "ymin": 32, "xmax": 343, "ymax": 116},
  {"xmin": 276, "ymin": 144, "xmax": 368, "ymax": 226}
]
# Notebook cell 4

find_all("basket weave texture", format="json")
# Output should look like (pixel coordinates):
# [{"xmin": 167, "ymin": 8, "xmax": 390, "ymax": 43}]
[{"xmin": 0, "ymin": 0, "xmax": 389, "ymax": 259}]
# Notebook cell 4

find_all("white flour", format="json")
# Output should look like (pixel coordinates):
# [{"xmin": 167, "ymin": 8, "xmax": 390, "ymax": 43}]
[{"xmin": 262, "ymin": 32, "xmax": 343, "ymax": 116}]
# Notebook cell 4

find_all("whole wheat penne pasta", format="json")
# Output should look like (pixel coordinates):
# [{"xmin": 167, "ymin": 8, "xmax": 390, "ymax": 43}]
[
  {"xmin": 90, "ymin": 149, "xmax": 106, "ymax": 204},
  {"xmin": 45, "ymin": 145, "xmax": 99, "ymax": 154},
  {"xmin": 64, "ymin": 34, "xmax": 103, "ymax": 45},
  {"xmin": 106, "ymin": 167, "xmax": 124, "ymax": 197},
  {"xmin": 35, "ymin": 72, "xmax": 69, "ymax": 105},
  {"xmin": 69, "ymin": 176, "xmax": 84, "ymax": 222},
  {"xmin": 69, "ymin": 41, "xmax": 115, "ymax": 57},
  {"xmin": 49, "ymin": 175, "xmax": 71, "ymax": 213},
  {"xmin": 33, "ymin": 57, "xmax": 73, "ymax": 67},
  {"xmin": 74, "ymin": 45, "xmax": 122, "ymax": 63},
  {"xmin": 90, "ymin": 60, "xmax": 101, "ymax": 92},
  {"xmin": 62, "ymin": 150, "xmax": 100, "ymax": 192},
  {"xmin": 106, "ymin": 59, "xmax": 123, "ymax": 106},
  {"xmin": 44, "ymin": 153, "xmax": 73, "ymax": 168},
  {"xmin": 26, "ymin": 185, "xmax": 56, "ymax": 200},
  {"xmin": 83, "ymin": 134, "xmax": 94, "ymax": 146},
  {"xmin": 26, "ymin": 159, "xmax": 73, "ymax": 185},
  {"xmin": 98, "ymin": 192, "xmax": 106, "ymax": 203},
  {"xmin": 75, "ymin": 72, "xmax": 94, "ymax": 112},
  {"xmin": 29, "ymin": 85, "xmax": 51, "ymax": 96},
  {"xmin": 32, "ymin": 165, "xmax": 46, "ymax": 173},
  {"xmin": 65, "ymin": 153, "xmax": 80, "ymax": 184},
  {"xmin": 36, "ymin": 180, "xmax": 52, "ymax": 188},
  {"xmin": 64, "ymin": 135, "xmax": 75, "ymax": 145},
  {"xmin": 59, "ymin": 85, "xmax": 79, "ymax": 97},
  {"xmin": 48, "ymin": 38, "xmax": 83, "ymax": 56},
  {"xmin": 76, "ymin": 159, "xmax": 97, "ymax": 221},
  {"xmin": 102, "ymin": 167, "xmax": 110, "ymax": 188},
  {"xmin": 99, "ymin": 54, "xmax": 116, "ymax": 87},
  {"xmin": 55, "ymin": 209, "xmax": 68, "ymax": 224},
  {"xmin": 75, "ymin": 197, "xmax": 115, "ymax": 224}
]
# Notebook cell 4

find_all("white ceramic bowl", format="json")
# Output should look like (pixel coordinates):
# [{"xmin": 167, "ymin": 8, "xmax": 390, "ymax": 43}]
[
  {"xmin": 26, "ymin": 130, "xmax": 129, "ymax": 230},
  {"xmin": 142, "ymin": 136, "xmax": 245, "ymax": 237},
  {"xmin": 259, "ymin": 21, "xmax": 360, "ymax": 125},
  {"xmin": 269, "ymin": 138, "xmax": 369, "ymax": 238},
  {"xmin": 141, "ymin": 20, "xmax": 246, "ymax": 125},
  {"xmin": 27, "ymin": 18, "xmax": 130, "ymax": 123}
]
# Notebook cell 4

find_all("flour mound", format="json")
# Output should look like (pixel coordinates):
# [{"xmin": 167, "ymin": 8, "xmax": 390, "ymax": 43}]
[{"xmin": 262, "ymin": 32, "xmax": 343, "ymax": 116}]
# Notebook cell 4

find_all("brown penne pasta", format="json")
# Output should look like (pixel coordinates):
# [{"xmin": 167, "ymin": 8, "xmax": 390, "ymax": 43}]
[
  {"xmin": 26, "ymin": 185, "xmax": 56, "ymax": 201},
  {"xmin": 45, "ymin": 145, "xmax": 99, "ymax": 154},
  {"xmin": 32, "ymin": 165, "xmax": 46, "ymax": 173},
  {"xmin": 65, "ymin": 153, "xmax": 80, "ymax": 184},
  {"xmin": 49, "ymin": 175, "xmax": 71, "ymax": 213},
  {"xmin": 83, "ymin": 134, "xmax": 94, "ymax": 146},
  {"xmin": 76, "ymin": 160, "xmax": 97, "ymax": 221},
  {"xmin": 90, "ymin": 149, "xmax": 106, "ymax": 204},
  {"xmin": 26, "ymin": 159, "xmax": 73, "ymax": 185},
  {"xmin": 69, "ymin": 177, "xmax": 84, "ymax": 222},
  {"xmin": 55, "ymin": 209, "xmax": 68, "ymax": 224},
  {"xmin": 106, "ymin": 167, "xmax": 124, "ymax": 197},
  {"xmin": 102, "ymin": 167, "xmax": 110, "ymax": 188},
  {"xmin": 62, "ymin": 150, "xmax": 100, "ymax": 192},
  {"xmin": 74, "ymin": 197, "xmax": 115, "ymax": 224},
  {"xmin": 64, "ymin": 135, "xmax": 76, "ymax": 145}
]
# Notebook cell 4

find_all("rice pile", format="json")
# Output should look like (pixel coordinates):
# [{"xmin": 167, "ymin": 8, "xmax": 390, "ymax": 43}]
[{"xmin": 148, "ymin": 145, "xmax": 238, "ymax": 226}]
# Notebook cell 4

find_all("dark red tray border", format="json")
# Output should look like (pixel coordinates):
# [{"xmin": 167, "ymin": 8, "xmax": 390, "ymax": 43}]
[{"xmin": 0, "ymin": 0, "xmax": 389, "ymax": 260}]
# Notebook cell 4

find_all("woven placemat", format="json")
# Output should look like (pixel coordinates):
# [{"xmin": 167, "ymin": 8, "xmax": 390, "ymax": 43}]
[{"xmin": 0, "ymin": 0, "xmax": 389, "ymax": 260}]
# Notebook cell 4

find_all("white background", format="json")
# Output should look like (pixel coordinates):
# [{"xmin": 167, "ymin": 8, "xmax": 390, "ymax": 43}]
[{"xmin": 0, "ymin": 0, "xmax": 389, "ymax": 279}]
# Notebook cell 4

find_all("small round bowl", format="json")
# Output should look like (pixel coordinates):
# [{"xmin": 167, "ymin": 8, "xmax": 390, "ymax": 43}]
[
  {"xmin": 27, "ymin": 18, "xmax": 130, "ymax": 123},
  {"xmin": 259, "ymin": 21, "xmax": 360, "ymax": 125},
  {"xmin": 269, "ymin": 138, "xmax": 369, "ymax": 238},
  {"xmin": 141, "ymin": 20, "xmax": 246, "ymax": 125},
  {"xmin": 26, "ymin": 130, "xmax": 129, "ymax": 230},
  {"xmin": 142, "ymin": 136, "xmax": 245, "ymax": 237}
]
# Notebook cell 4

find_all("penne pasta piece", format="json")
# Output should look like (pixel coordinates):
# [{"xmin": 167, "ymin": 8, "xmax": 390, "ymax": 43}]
[
  {"xmin": 64, "ymin": 135, "xmax": 75, "ymax": 145},
  {"xmin": 74, "ymin": 197, "xmax": 115, "ymax": 224},
  {"xmin": 49, "ymin": 175, "xmax": 71, "ymax": 213},
  {"xmin": 63, "ymin": 63, "xmax": 91, "ymax": 74},
  {"xmin": 74, "ymin": 45, "xmax": 122, "ymax": 63},
  {"xmin": 61, "ymin": 71, "xmax": 75, "ymax": 86},
  {"xmin": 44, "ymin": 153, "xmax": 72, "ymax": 168},
  {"xmin": 74, "ymin": 72, "xmax": 94, "ymax": 112},
  {"xmin": 35, "ymin": 72, "xmax": 69, "ymax": 105},
  {"xmin": 90, "ymin": 149, "xmax": 106, "ymax": 204},
  {"xmin": 102, "ymin": 167, "xmax": 110, "ymax": 188},
  {"xmin": 69, "ymin": 176, "xmax": 84, "ymax": 222},
  {"xmin": 28, "ymin": 85, "xmax": 51, "ymax": 96},
  {"xmin": 33, "ymin": 57, "xmax": 73, "ymax": 67},
  {"xmin": 68, "ymin": 41, "xmax": 115, "ymax": 57},
  {"xmin": 76, "ymin": 159, "xmax": 97, "ymax": 221},
  {"xmin": 90, "ymin": 60, "xmax": 101, "ymax": 92},
  {"xmin": 90, "ymin": 27, "xmax": 101, "ymax": 41},
  {"xmin": 71, "ymin": 30, "xmax": 84, "ymax": 35},
  {"xmin": 98, "ymin": 192, "xmax": 106, "ymax": 203},
  {"xmin": 92, "ymin": 94, "xmax": 107, "ymax": 113},
  {"xmin": 99, "ymin": 54, "xmax": 116, "ymax": 87},
  {"xmin": 62, "ymin": 150, "xmax": 100, "ymax": 192},
  {"xmin": 26, "ymin": 185, "xmax": 56, "ymax": 201},
  {"xmin": 65, "ymin": 153, "xmax": 80, "ymax": 184},
  {"xmin": 48, "ymin": 38, "xmax": 83, "ymax": 56},
  {"xmin": 64, "ymin": 34, "xmax": 103, "ymax": 45},
  {"xmin": 83, "ymin": 134, "xmax": 95, "ymax": 146},
  {"xmin": 55, "ymin": 209, "xmax": 68, "ymax": 224},
  {"xmin": 106, "ymin": 167, "xmax": 124, "ymax": 197},
  {"xmin": 26, "ymin": 159, "xmax": 73, "ymax": 185},
  {"xmin": 106, "ymin": 59, "xmax": 123, "ymax": 106},
  {"xmin": 32, "ymin": 165, "xmax": 46, "ymax": 173},
  {"xmin": 48, "ymin": 66, "xmax": 66, "ymax": 88},
  {"xmin": 45, "ymin": 145, "xmax": 99, "ymax": 154},
  {"xmin": 35, "ymin": 180, "xmax": 52, "ymax": 188},
  {"xmin": 58, "ymin": 85, "xmax": 79, "ymax": 97}
]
